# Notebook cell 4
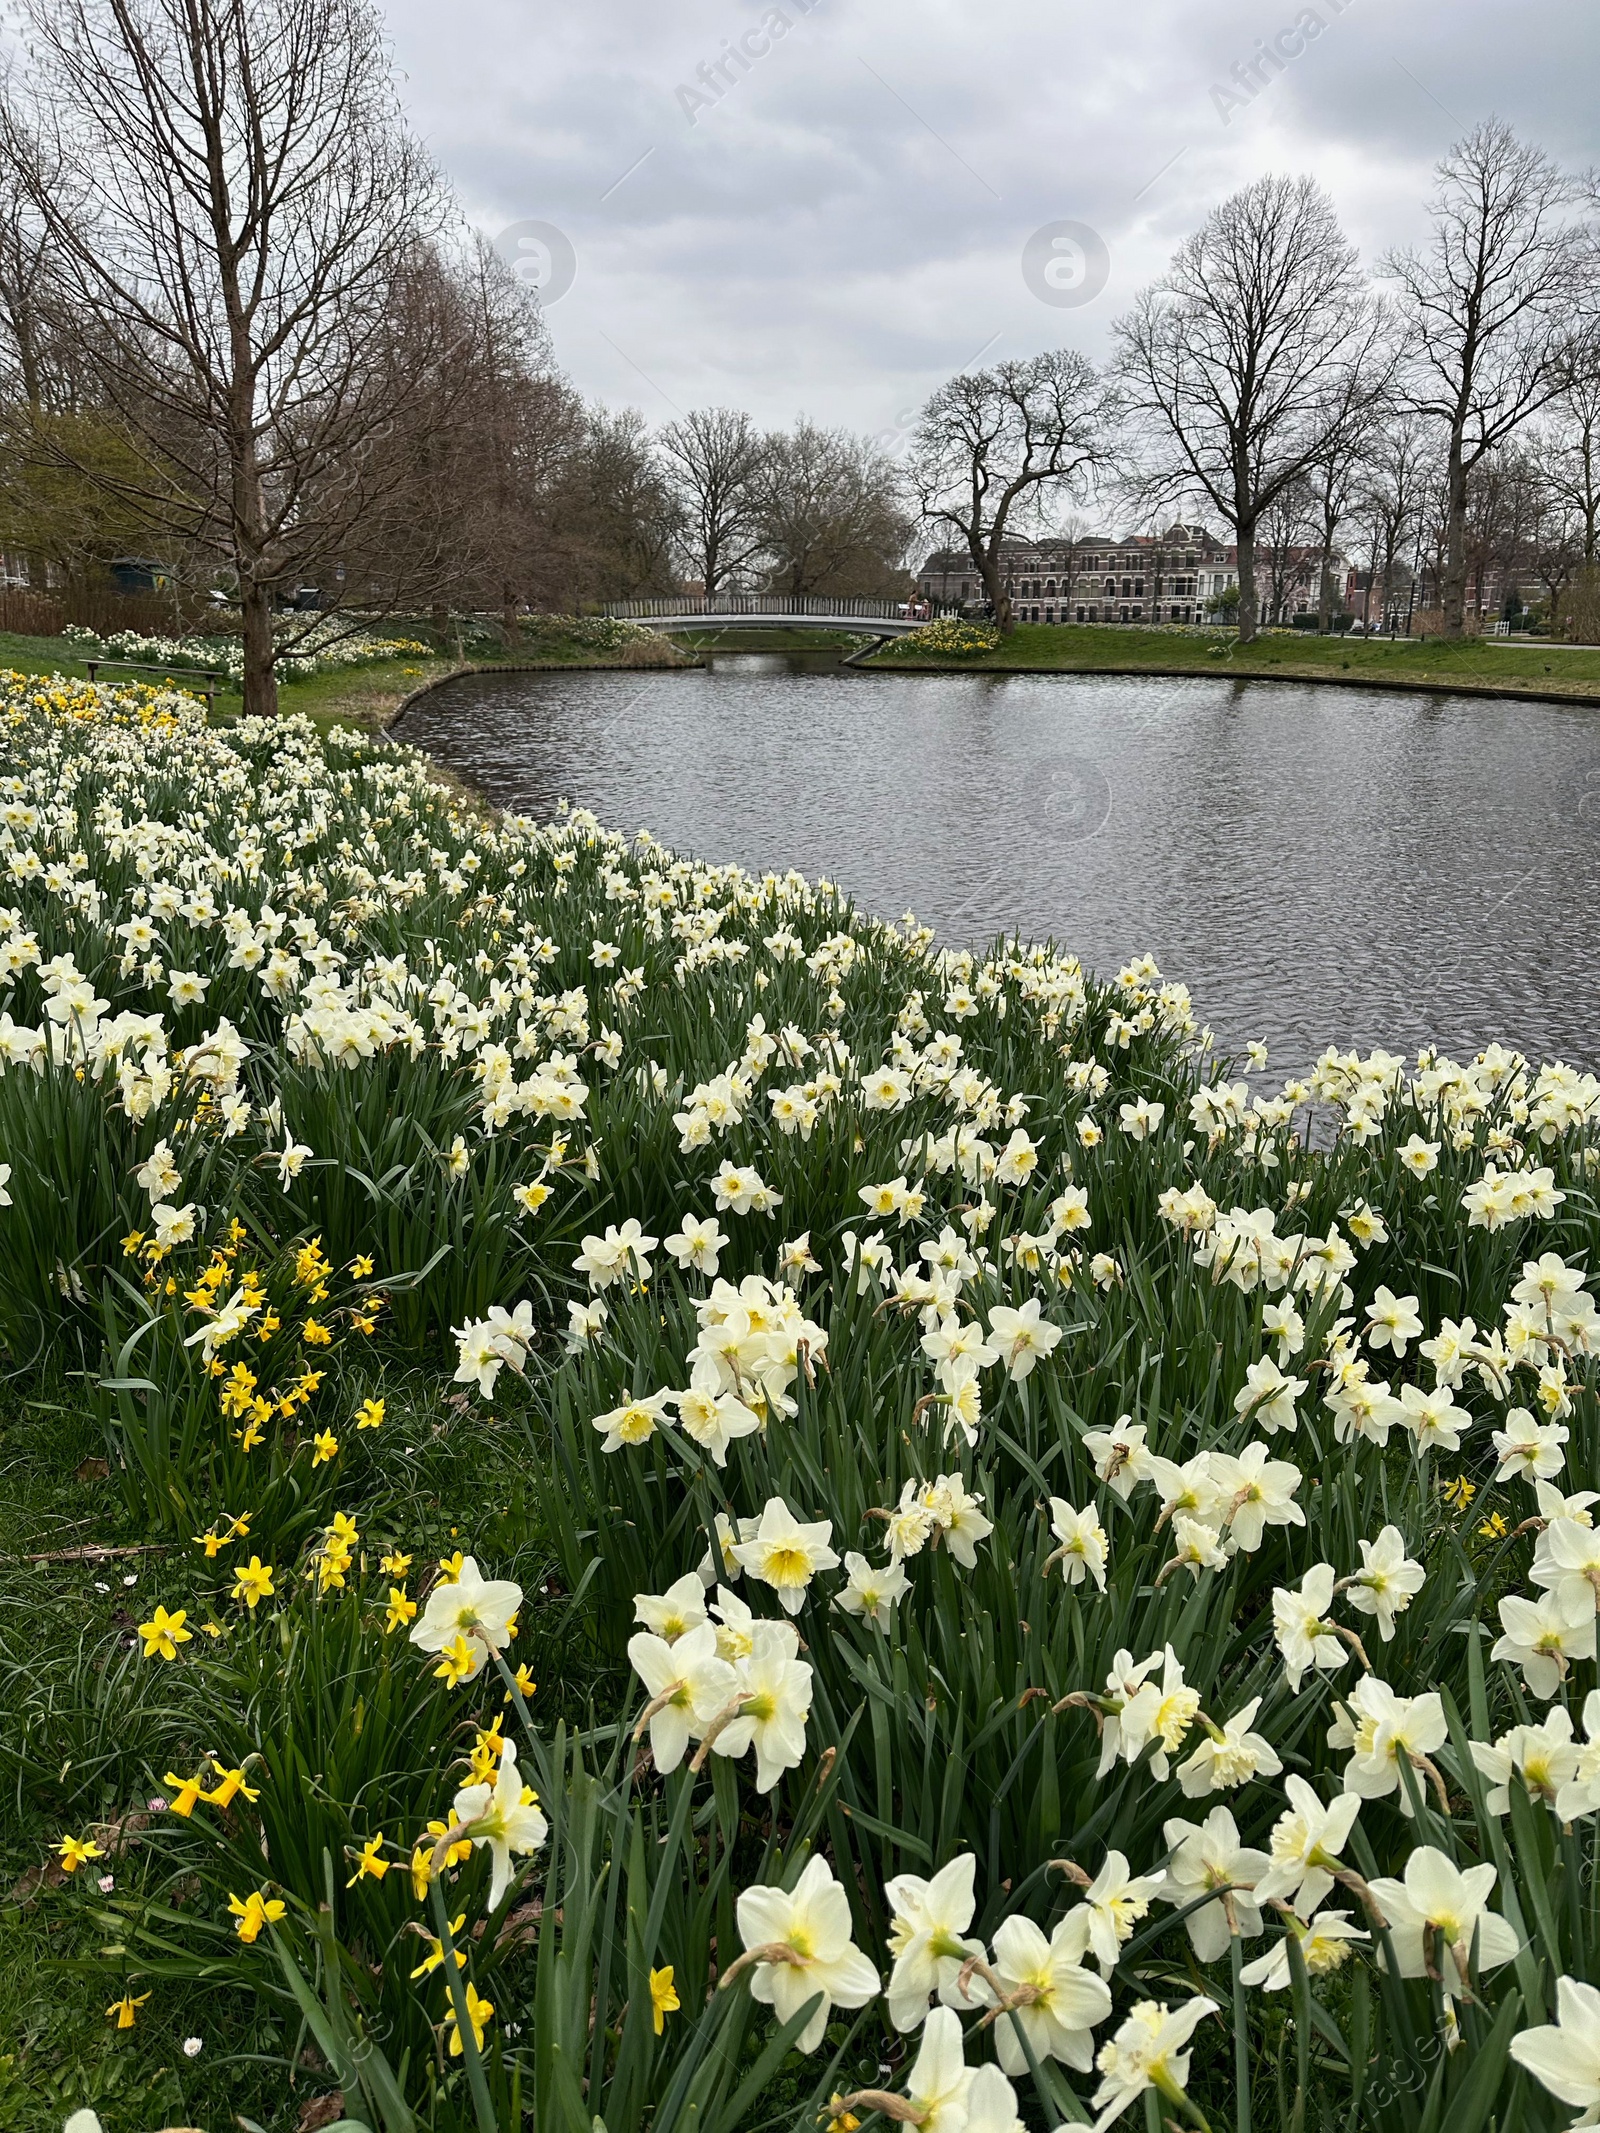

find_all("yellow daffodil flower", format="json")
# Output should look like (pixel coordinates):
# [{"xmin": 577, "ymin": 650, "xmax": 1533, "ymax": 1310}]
[
  {"xmin": 433, "ymin": 1633, "xmax": 479, "ymax": 1688},
  {"xmin": 346, "ymin": 1833, "xmax": 391, "ymax": 1884},
  {"xmin": 205, "ymin": 1763, "xmax": 259, "ymax": 1810},
  {"xmin": 137, "ymin": 1606, "xmax": 192, "ymax": 1661},
  {"xmin": 231, "ymin": 1556, "xmax": 275, "ymax": 1608},
  {"xmin": 409, "ymin": 1913, "xmax": 468, "ymax": 1977},
  {"xmin": 649, "ymin": 1964, "xmax": 680, "ymax": 2034},
  {"xmin": 163, "ymin": 1770, "xmax": 207, "ymax": 1815},
  {"xmin": 228, "ymin": 1888, "xmax": 286, "ymax": 1943},
  {"xmin": 445, "ymin": 1980, "xmax": 494, "ymax": 2057}
]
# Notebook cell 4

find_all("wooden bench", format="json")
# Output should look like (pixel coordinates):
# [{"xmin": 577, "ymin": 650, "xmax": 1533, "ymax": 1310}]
[{"xmin": 83, "ymin": 658, "xmax": 229, "ymax": 712}]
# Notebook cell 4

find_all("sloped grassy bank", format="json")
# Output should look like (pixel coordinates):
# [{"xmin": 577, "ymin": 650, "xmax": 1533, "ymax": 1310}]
[{"xmin": 1, "ymin": 671, "xmax": 1598, "ymax": 2133}]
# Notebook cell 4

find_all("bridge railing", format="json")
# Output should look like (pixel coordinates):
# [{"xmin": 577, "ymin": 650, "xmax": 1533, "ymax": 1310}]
[{"xmin": 603, "ymin": 594, "xmax": 935, "ymax": 621}]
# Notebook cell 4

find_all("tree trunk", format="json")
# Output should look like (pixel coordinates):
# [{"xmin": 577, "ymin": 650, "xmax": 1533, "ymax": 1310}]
[
  {"xmin": 1441, "ymin": 436, "xmax": 1469, "ymax": 637},
  {"xmin": 501, "ymin": 585, "xmax": 520, "ymax": 646},
  {"xmin": 1235, "ymin": 523, "xmax": 1259, "ymax": 642},
  {"xmin": 240, "ymin": 579, "xmax": 278, "ymax": 718},
  {"xmin": 227, "ymin": 325, "xmax": 277, "ymax": 714},
  {"xmin": 976, "ymin": 548, "xmax": 1011, "ymax": 632}
]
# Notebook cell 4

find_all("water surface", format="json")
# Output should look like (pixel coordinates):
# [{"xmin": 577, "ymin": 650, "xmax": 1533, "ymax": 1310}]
[{"xmin": 396, "ymin": 656, "xmax": 1600, "ymax": 1072}]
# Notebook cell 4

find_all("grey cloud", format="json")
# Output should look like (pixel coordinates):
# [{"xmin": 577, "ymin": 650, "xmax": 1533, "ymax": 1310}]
[{"xmin": 387, "ymin": 0, "xmax": 1600, "ymax": 430}]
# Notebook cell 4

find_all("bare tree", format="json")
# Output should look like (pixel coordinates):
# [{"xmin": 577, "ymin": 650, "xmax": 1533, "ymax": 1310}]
[
  {"xmin": 348, "ymin": 232, "xmax": 580, "ymax": 636},
  {"xmin": 3, "ymin": 0, "xmax": 443, "ymax": 716},
  {"xmin": 1309, "ymin": 426, "xmax": 1372, "ymax": 631},
  {"xmin": 1257, "ymin": 481, "xmax": 1316, "ymax": 625},
  {"xmin": 1383, "ymin": 121, "xmax": 1584, "ymax": 639},
  {"xmin": 0, "ymin": 117, "xmax": 72, "ymax": 416},
  {"xmin": 1459, "ymin": 446, "xmax": 1547, "ymax": 623},
  {"xmin": 755, "ymin": 420, "xmax": 911, "ymax": 597},
  {"xmin": 455, "ymin": 237, "xmax": 580, "ymax": 638},
  {"xmin": 908, "ymin": 352, "xmax": 1120, "ymax": 633},
  {"xmin": 1356, "ymin": 412, "xmax": 1430, "ymax": 629},
  {"xmin": 556, "ymin": 406, "xmax": 682, "ymax": 603},
  {"xmin": 1539, "ymin": 342, "xmax": 1600, "ymax": 566},
  {"xmin": 1116, "ymin": 175, "xmax": 1391, "ymax": 643},
  {"xmin": 1525, "ymin": 472, "xmax": 1580, "ymax": 623},
  {"xmin": 655, "ymin": 407, "xmax": 769, "ymax": 596}
]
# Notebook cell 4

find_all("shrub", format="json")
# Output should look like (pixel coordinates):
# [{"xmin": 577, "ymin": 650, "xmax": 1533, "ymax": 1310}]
[{"xmin": 901, "ymin": 615, "xmax": 1002, "ymax": 656}]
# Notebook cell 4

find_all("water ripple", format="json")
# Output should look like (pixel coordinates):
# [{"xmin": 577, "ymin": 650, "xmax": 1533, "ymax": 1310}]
[{"xmin": 396, "ymin": 656, "xmax": 1600, "ymax": 1073}]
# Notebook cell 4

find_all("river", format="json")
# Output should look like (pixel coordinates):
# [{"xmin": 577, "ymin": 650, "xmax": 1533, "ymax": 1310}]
[{"xmin": 394, "ymin": 653, "xmax": 1600, "ymax": 1073}]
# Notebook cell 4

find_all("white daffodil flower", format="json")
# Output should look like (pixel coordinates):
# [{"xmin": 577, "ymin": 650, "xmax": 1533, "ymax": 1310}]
[
  {"xmin": 732, "ymin": 1855, "xmax": 879, "ymax": 2053},
  {"xmin": 409, "ymin": 1558, "xmax": 522, "ymax": 1681},
  {"xmin": 883, "ymin": 1853, "xmax": 986, "ymax": 2032},
  {"xmin": 450, "ymin": 1739, "xmax": 548, "ymax": 1910}
]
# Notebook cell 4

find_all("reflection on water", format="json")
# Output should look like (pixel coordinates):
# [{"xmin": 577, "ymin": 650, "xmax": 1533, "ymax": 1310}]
[{"xmin": 394, "ymin": 653, "xmax": 1600, "ymax": 1071}]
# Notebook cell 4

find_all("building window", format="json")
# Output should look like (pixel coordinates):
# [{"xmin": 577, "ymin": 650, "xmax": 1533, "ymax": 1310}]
[
  {"xmin": 1119, "ymin": 605, "xmax": 1130, "ymax": 622},
  {"xmin": 1076, "ymin": 606, "xmax": 1086, "ymax": 621}
]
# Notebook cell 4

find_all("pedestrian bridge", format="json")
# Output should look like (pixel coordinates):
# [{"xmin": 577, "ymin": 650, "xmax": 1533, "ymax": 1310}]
[{"xmin": 603, "ymin": 596, "xmax": 937, "ymax": 638}]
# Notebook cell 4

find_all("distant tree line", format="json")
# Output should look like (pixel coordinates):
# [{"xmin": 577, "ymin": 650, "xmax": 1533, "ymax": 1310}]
[
  {"xmin": 0, "ymin": 0, "xmax": 915, "ymax": 712},
  {"xmin": 1, "ymin": 0, "xmax": 1598, "ymax": 712},
  {"xmin": 916, "ymin": 127, "xmax": 1600, "ymax": 642}
]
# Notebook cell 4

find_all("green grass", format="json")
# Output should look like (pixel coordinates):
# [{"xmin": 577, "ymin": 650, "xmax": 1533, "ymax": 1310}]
[
  {"xmin": 871, "ymin": 620, "xmax": 1600, "ymax": 697},
  {"xmin": 0, "ymin": 630, "xmax": 101, "ymax": 681}
]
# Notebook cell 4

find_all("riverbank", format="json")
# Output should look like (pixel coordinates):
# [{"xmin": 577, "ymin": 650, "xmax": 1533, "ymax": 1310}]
[
  {"xmin": 10, "ymin": 620, "xmax": 1600, "ymax": 730},
  {"xmin": 867, "ymin": 620, "xmax": 1600, "ymax": 702},
  {"xmin": 2, "ymin": 675, "xmax": 1594, "ymax": 2133},
  {"xmin": 0, "ymin": 631, "xmax": 697, "ymax": 737}
]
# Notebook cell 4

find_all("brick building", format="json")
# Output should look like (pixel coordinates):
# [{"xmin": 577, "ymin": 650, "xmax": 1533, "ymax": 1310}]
[{"xmin": 917, "ymin": 524, "xmax": 1353, "ymax": 625}]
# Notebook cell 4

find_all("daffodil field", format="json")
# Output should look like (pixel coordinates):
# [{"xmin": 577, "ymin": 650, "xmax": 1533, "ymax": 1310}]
[{"xmin": 7, "ymin": 670, "xmax": 1600, "ymax": 2133}]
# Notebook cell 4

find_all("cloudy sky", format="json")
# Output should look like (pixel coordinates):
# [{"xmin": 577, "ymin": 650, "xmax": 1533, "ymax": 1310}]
[{"xmin": 382, "ymin": 0, "xmax": 1599, "ymax": 438}]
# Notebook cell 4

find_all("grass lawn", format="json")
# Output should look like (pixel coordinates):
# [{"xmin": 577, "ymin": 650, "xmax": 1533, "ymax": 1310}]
[{"xmin": 869, "ymin": 620, "xmax": 1600, "ymax": 699}]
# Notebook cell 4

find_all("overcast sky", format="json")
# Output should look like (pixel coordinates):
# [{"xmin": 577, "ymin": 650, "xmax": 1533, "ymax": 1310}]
[{"xmin": 382, "ymin": 0, "xmax": 1599, "ymax": 440}]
